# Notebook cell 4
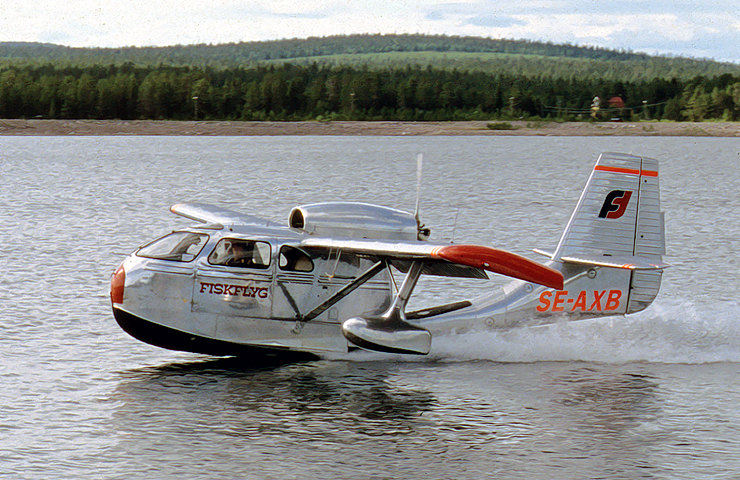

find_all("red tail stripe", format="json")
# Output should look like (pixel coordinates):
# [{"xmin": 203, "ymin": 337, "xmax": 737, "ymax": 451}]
[{"xmin": 594, "ymin": 165, "xmax": 658, "ymax": 177}]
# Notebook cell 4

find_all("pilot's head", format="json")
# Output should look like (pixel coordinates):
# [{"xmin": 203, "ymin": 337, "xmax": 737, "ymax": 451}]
[{"xmin": 230, "ymin": 241, "xmax": 251, "ymax": 259}]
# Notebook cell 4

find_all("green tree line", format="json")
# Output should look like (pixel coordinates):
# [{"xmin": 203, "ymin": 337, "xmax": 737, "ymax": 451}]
[{"xmin": 2, "ymin": 63, "xmax": 740, "ymax": 122}]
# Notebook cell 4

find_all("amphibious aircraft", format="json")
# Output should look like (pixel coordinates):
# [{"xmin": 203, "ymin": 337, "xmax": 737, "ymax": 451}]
[{"xmin": 110, "ymin": 152, "xmax": 668, "ymax": 357}]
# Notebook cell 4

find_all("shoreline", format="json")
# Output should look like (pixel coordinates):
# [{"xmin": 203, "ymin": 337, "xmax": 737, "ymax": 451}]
[{"xmin": 1, "ymin": 119, "xmax": 739, "ymax": 137}]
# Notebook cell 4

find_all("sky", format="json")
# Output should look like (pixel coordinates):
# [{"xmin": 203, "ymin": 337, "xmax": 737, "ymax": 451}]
[{"xmin": 1, "ymin": 0, "xmax": 739, "ymax": 63}]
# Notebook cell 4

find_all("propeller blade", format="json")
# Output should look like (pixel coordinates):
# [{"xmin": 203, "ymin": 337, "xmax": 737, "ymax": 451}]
[
  {"xmin": 414, "ymin": 154, "xmax": 430, "ymax": 240},
  {"xmin": 414, "ymin": 153, "xmax": 423, "ymax": 225}
]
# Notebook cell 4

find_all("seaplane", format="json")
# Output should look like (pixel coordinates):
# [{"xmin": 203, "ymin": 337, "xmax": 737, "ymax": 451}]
[{"xmin": 110, "ymin": 152, "xmax": 668, "ymax": 358}]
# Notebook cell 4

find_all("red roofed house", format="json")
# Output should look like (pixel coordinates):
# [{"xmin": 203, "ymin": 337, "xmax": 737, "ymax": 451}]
[{"xmin": 608, "ymin": 96, "xmax": 625, "ymax": 109}]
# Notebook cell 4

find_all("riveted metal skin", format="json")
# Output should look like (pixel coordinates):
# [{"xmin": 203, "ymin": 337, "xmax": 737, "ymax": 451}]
[{"xmin": 111, "ymin": 153, "xmax": 667, "ymax": 357}]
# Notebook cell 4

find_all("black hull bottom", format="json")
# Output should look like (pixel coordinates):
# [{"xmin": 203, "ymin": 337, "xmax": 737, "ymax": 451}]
[{"xmin": 113, "ymin": 307, "xmax": 319, "ymax": 361}]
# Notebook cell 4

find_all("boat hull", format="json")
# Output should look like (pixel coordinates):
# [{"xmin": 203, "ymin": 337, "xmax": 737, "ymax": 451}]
[{"xmin": 113, "ymin": 307, "xmax": 319, "ymax": 361}]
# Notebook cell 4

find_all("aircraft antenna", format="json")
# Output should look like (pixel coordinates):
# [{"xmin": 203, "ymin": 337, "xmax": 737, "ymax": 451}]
[{"xmin": 451, "ymin": 208, "xmax": 460, "ymax": 243}]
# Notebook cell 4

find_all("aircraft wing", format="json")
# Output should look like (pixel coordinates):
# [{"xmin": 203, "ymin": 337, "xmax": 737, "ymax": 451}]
[
  {"xmin": 300, "ymin": 238, "xmax": 564, "ymax": 290},
  {"xmin": 170, "ymin": 203, "xmax": 274, "ymax": 227}
]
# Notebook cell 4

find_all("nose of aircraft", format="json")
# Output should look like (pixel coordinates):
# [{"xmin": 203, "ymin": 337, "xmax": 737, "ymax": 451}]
[{"xmin": 111, "ymin": 264, "xmax": 125, "ymax": 304}]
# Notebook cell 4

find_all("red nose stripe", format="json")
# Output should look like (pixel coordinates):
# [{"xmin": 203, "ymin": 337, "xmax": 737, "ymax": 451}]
[{"xmin": 111, "ymin": 265, "xmax": 125, "ymax": 304}]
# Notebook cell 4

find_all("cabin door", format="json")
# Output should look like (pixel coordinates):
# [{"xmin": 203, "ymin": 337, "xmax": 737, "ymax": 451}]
[
  {"xmin": 272, "ymin": 246, "xmax": 318, "ymax": 320},
  {"xmin": 192, "ymin": 238, "xmax": 273, "ymax": 319}
]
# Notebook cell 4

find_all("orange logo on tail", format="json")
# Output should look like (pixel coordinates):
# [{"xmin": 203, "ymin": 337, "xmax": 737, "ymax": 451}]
[{"xmin": 599, "ymin": 190, "xmax": 632, "ymax": 219}]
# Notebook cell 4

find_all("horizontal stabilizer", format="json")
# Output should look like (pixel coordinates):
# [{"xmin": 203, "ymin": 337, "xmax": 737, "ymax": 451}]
[
  {"xmin": 560, "ymin": 253, "xmax": 670, "ymax": 270},
  {"xmin": 534, "ymin": 249, "xmax": 670, "ymax": 270},
  {"xmin": 170, "ymin": 203, "xmax": 273, "ymax": 227}
]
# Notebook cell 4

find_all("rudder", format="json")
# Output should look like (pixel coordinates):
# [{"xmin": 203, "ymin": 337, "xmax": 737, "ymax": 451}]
[{"xmin": 627, "ymin": 155, "xmax": 665, "ymax": 313}]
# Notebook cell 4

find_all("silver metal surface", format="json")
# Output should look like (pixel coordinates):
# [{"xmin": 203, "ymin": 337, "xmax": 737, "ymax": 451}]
[
  {"xmin": 111, "ymin": 153, "xmax": 667, "ymax": 357},
  {"xmin": 290, "ymin": 202, "xmax": 420, "ymax": 240}
]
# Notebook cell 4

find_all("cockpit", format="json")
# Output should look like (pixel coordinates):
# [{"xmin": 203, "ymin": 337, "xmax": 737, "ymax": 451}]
[{"xmin": 135, "ymin": 230, "xmax": 315, "ymax": 273}]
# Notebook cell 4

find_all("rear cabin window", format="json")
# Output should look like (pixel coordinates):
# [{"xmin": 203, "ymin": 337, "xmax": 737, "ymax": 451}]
[
  {"xmin": 279, "ymin": 246, "xmax": 314, "ymax": 272},
  {"xmin": 208, "ymin": 239, "xmax": 271, "ymax": 269},
  {"xmin": 137, "ymin": 232, "xmax": 209, "ymax": 262}
]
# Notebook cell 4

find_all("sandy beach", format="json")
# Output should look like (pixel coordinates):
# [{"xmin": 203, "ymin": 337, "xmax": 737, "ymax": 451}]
[{"xmin": 0, "ymin": 119, "xmax": 738, "ymax": 136}]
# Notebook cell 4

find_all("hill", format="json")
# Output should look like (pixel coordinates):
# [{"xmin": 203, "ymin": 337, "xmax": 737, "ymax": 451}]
[{"xmin": 2, "ymin": 34, "xmax": 739, "ymax": 81}]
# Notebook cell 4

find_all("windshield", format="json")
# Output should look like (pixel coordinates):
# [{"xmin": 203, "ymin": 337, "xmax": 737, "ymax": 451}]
[{"xmin": 137, "ymin": 232, "xmax": 209, "ymax": 262}]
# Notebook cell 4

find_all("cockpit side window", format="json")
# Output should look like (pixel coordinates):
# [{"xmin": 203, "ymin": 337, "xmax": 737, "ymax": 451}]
[
  {"xmin": 208, "ymin": 239, "xmax": 271, "ymax": 269},
  {"xmin": 279, "ymin": 246, "xmax": 314, "ymax": 272},
  {"xmin": 137, "ymin": 232, "xmax": 209, "ymax": 262}
]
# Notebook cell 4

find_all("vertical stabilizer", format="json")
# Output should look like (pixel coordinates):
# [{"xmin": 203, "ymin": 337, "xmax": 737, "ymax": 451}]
[
  {"xmin": 554, "ymin": 153, "xmax": 644, "ymax": 259},
  {"xmin": 551, "ymin": 153, "xmax": 665, "ymax": 314}
]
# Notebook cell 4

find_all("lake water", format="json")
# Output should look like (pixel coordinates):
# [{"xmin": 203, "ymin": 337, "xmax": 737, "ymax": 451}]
[{"xmin": 1, "ymin": 135, "xmax": 739, "ymax": 479}]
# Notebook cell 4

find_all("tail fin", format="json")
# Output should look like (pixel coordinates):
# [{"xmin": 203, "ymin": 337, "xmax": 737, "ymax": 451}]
[{"xmin": 537, "ymin": 153, "xmax": 667, "ymax": 315}]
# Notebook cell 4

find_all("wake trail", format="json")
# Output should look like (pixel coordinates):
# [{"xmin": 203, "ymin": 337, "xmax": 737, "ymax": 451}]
[{"xmin": 430, "ymin": 299, "xmax": 740, "ymax": 364}]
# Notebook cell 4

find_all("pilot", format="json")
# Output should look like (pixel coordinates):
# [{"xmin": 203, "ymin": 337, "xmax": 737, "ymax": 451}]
[{"xmin": 226, "ymin": 241, "xmax": 254, "ymax": 267}]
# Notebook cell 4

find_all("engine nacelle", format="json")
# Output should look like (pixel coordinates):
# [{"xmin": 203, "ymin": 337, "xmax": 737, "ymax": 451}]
[{"xmin": 289, "ymin": 202, "xmax": 420, "ymax": 240}]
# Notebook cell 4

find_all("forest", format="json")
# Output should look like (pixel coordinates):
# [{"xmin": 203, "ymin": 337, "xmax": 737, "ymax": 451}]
[{"xmin": 1, "ymin": 35, "xmax": 739, "ymax": 122}]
